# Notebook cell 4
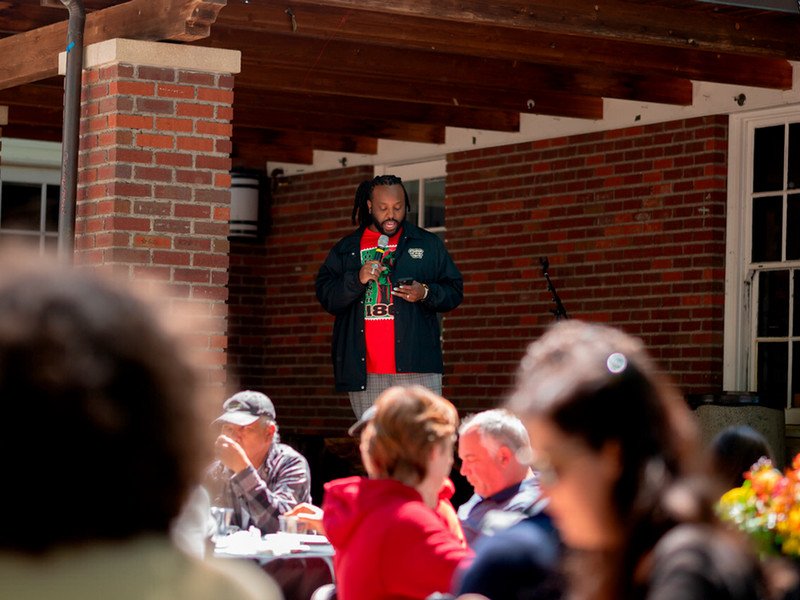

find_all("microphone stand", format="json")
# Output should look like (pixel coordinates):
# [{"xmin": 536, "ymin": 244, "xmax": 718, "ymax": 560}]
[{"xmin": 539, "ymin": 257, "xmax": 568, "ymax": 321}]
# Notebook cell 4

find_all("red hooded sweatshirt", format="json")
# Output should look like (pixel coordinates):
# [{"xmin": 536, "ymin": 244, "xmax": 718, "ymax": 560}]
[{"xmin": 322, "ymin": 476, "xmax": 473, "ymax": 600}]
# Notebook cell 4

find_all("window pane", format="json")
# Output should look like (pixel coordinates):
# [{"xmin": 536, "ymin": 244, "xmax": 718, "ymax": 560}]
[
  {"xmin": 789, "ymin": 195, "xmax": 800, "ymax": 260},
  {"xmin": 794, "ymin": 341, "xmax": 800, "ymax": 408},
  {"xmin": 0, "ymin": 232, "xmax": 40, "ymax": 250},
  {"xmin": 1, "ymin": 182, "xmax": 42, "ymax": 231},
  {"xmin": 757, "ymin": 341, "xmax": 788, "ymax": 409},
  {"xmin": 795, "ymin": 271, "xmax": 800, "ymax": 337},
  {"xmin": 789, "ymin": 123, "xmax": 800, "ymax": 190},
  {"xmin": 752, "ymin": 195, "xmax": 783, "ymax": 262},
  {"xmin": 45, "ymin": 184, "xmax": 59, "ymax": 232},
  {"xmin": 43, "ymin": 235, "xmax": 58, "ymax": 256},
  {"xmin": 423, "ymin": 176, "xmax": 445, "ymax": 229},
  {"xmin": 405, "ymin": 180, "xmax": 420, "ymax": 227},
  {"xmin": 754, "ymin": 124, "xmax": 785, "ymax": 193},
  {"xmin": 758, "ymin": 270, "xmax": 789, "ymax": 337}
]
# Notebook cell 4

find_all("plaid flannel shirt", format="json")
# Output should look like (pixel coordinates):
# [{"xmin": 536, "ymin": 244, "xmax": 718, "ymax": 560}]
[{"xmin": 204, "ymin": 441, "xmax": 311, "ymax": 534}]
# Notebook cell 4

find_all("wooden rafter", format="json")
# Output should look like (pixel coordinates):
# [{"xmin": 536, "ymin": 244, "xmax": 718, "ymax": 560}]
[
  {"xmin": 287, "ymin": 0, "xmax": 800, "ymax": 59},
  {"xmin": 0, "ymin": 0, "xmax": 226, "ymax": 90},
  {"xmin": 219, "ymin": 1, "xmax": 793, "ymax": 91},
  {"xmin": 1, "ymin": 0, "xmax": 799, "ymax": 167}
]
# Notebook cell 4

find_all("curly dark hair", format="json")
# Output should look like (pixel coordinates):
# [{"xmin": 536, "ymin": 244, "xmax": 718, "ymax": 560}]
[
  {"xmin": 351, "ymin": 174, "xmax": 411, "ymax": 227},
  {"xmin": 0, "ymin": 254, "xmax": 205, "ymax": 553}
]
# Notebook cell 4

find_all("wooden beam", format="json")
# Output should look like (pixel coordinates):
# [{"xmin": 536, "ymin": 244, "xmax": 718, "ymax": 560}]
[
  {"xmin": 216, "ymin": 28, "xmax": 694, "ymax": 106},
  {"xmin": 0, "ymin": 80, "xmax": 63, "ymax": 108},
  {"xmin": 233, "ymin": 127, "xmax": 384, "ymax": 164},
  {"xmin": 234, "ymin": 89, "xmax": 520, "ymax": 133},
  {"xmin": 235, "ymin": 107, "xmax": 446, "ymax": 144},
  {"xmin": 288, "ymin": 0, "xmax": 800, "ymax": 60},
  {"xmin": 216, "ymin": 1, "xmax": 792, "ymax": 89},
  {"xmin": 3, "ymin": 102, "xmax": 62, "ymax": 129},
  {"xmin": 0, "ymin": 2, "xmax": 72, "ymax": 34},
  {"xmin": 234, "ymin": 141, "xmax": 314, "ymax": 166},
  {"xmin": 0, "ymin": 122, "xmax": 62, "ymax": 143},
  {"xmin": 237, "ymin": 62, "xmax": 604, "ymax": 120},
  {"xmin": 234, "ymin": 127, "xmax": 379, "ymax": 155},
  {"xmin": 0, "ymin": 0, "xmax": 227, "ymax": 90}
]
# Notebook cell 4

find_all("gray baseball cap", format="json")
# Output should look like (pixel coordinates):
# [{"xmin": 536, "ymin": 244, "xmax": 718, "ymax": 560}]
[
  {"xmin": 214, "ymin": 390, "xmax": 276, "ymax": 426},
  {"xmin": 348, "ymin": 404, "xmax": 377, "ymax": 437}
]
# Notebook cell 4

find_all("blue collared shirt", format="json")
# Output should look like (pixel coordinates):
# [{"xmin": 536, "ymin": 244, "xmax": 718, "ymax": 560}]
[{"xmin": 457, "ymin": 476, "xmax": 548, "ymax": 547}]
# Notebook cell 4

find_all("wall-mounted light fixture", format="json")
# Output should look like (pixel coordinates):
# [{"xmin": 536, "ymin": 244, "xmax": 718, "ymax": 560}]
[{"xmin": 230, "ymin": 171, "xmax": 264, "ymax": 240}]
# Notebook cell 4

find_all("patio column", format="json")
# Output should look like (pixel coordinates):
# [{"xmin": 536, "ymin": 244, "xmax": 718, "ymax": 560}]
[{"xmin": 60, "ymin": 39, "xmax": 241, "ymax": 389}]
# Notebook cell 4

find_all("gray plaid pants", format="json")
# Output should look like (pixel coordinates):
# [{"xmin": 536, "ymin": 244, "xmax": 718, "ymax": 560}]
[{"xmin": 348, "ymin": 372, "xmax": 443, "ymax": 418}]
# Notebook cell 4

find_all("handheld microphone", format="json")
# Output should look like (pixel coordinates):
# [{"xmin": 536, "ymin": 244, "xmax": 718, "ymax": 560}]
[
  {"xmin": 375, "ymin": 235, "xmax": 389, "ymax": 263},
  {"xmin": 371, "ymin": 235, "xmax": 390, "ymax": 275}
]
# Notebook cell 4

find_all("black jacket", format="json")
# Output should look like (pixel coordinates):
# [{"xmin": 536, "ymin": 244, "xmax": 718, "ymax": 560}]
[{"xmin": 315, "ymin": 221, "xmax": 463, "ymax": 392}]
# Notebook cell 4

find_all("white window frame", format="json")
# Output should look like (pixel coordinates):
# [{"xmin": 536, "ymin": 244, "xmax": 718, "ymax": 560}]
[
  {"xmin": 0, "ymin": 165, "xmax": 61, "ymax": 255},
  {"xmin": 724, "ymin": 105, "xmax": 800, "ymax": 419},
  {"xmin": 375, "ymin": 159, "xmax": 446, "ymax": 234}
]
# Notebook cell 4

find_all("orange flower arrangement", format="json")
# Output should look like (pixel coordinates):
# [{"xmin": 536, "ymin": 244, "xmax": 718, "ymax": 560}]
[{"xmin": 717, "ymin": 454, "xmax": 800, "ymax": 557}]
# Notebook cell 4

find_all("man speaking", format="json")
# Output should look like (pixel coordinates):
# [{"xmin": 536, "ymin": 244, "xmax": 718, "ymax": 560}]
[{"xmin": 315, "ymin": 175, "xmax": 463, "ymax": 417}]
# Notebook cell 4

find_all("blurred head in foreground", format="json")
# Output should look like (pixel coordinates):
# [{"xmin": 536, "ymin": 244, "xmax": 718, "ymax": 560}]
[
  {"xmin": 0, "ymin": 253, "xmax": 204, "ymax": 553},
  {"xmin": 507, "ymin": 320, "xmax": 700, "ymax": 552}
]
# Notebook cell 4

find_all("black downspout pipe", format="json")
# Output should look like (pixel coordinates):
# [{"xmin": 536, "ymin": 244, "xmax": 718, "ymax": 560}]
[{"xmin": 57, "ymin": 0, "xmax": 85, "ymax": 265}]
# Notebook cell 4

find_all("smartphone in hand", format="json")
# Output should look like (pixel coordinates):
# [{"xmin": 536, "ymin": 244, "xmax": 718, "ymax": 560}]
[{"xmin": 393, "ymin": 278, "xmax": 413, "ymax": 293}]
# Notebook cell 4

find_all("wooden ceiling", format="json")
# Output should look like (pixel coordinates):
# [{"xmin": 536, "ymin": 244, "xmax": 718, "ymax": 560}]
[{"xmin": 0, "ymin": 0, "xmax": 798, "ymax": 167}]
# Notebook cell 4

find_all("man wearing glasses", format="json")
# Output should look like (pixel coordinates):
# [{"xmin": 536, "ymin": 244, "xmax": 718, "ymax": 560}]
[{"xmin": 205, "ymin": 390, "xmax": 311, "ymax": 534}]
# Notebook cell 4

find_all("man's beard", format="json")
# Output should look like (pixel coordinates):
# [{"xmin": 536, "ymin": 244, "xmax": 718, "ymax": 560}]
[{"xmin": 373, "ymin": 215, "xmax": 402, "ymax": 236}]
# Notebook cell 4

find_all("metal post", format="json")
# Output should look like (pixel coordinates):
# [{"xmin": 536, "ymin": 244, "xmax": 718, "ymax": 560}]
[{"xmin": 57, "ymin": 0, "xmax": 85, "ymax": 265}]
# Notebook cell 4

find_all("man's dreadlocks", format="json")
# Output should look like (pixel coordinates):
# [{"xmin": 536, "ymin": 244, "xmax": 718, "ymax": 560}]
[{"xmin": 351, "ymin": 175, "xmax": 411, "ymax": 227}]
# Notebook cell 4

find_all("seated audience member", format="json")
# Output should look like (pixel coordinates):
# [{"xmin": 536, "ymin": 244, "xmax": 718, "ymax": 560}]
[
  {"xmin": 708, "ymin": 425, "xmax": 774, "ymax": 492},
  {"xmin": 322, "ymin": 385, "xmax": 473, "ymax": 600},
  {"xmin": 0, "ymin": 254, "xmax": 279, "ymax": 600},
  {"xmin": 287, "ymin": 403, "xmax": 468, "ymax": 548},
  {"xmin": 357, "ymin": 404, "xmax": 467, "ymax": 547},
  {"xmin": 506, "ymin": 320, "xmax": 767, "ymax": 600},
  {"xmin": 457, "ymin": 409, "xmax": 547, "ymax": 546},
  {"xmin": 455, "ymin": 511, "xmax": 564, "ymax": 600},
  {"xmin": 204, "ymin": 390, "xmax": 312, "ymax": 534}
]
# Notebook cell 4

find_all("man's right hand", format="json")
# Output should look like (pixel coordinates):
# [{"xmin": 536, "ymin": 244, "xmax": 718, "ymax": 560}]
[
  {"xmin": 359, "ymin": 260, "xmax": 385, "ymax": 285},
  {"xmin": 215, "ymin": 434, "xmax": 252, "ymax": 474}
]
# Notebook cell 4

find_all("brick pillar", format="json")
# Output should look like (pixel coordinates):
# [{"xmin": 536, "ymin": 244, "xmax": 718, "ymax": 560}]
[{"xmin": 62, "ymin": 39, "xmax": 240, "ymax": 389}]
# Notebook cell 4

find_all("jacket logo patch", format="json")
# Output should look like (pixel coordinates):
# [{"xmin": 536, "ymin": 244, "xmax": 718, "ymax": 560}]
[{"xmin": 409, "ymin": 248, "xmax": 424, "ymax": 259}]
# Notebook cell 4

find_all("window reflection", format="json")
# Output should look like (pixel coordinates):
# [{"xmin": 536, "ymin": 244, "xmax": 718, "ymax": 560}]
[
  {"xmin": 753, "ymin": 125, "xmax": 784, "ymax": 193},
  {"xmin": 752, "ymin": 196, "xmax": 783, "ymax": 262},
  {"xmin": 1, "ymin": 182, "xmax": 42, "ymax": 230},
  {"xmin": 757, "ymin": 270, "xmax": 789, "ymax": 337},
  {"xmin": 0, "ymin": 180, "xmax": 59, "ymax": 255},
  {"xmin": 424, "ymin": 177, "xmax": 445, "ymax": 229},
  {"xmin": 789, "ymin": 123, "xmax": 800, "ymax": 190},
  {"xmin": 757, "ymin": 341, "xmax": 788, "ymax": 409}
]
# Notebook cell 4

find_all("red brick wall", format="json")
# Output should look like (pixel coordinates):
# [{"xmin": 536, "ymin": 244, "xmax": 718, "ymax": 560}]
[
  {"xmin": 74, "ymin": 62, "xmax": 234, "ymax": 388},
  {"xmin": 446, "ymin": 115, "xmax": 728, "ymax": 412},
  {"xmin": 227, "ymin": 115, "xmax": 728, "ymax": 434},
  {"xmin": 227, "ymin": 166, "xmax": 373, "ymax": 434}
]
